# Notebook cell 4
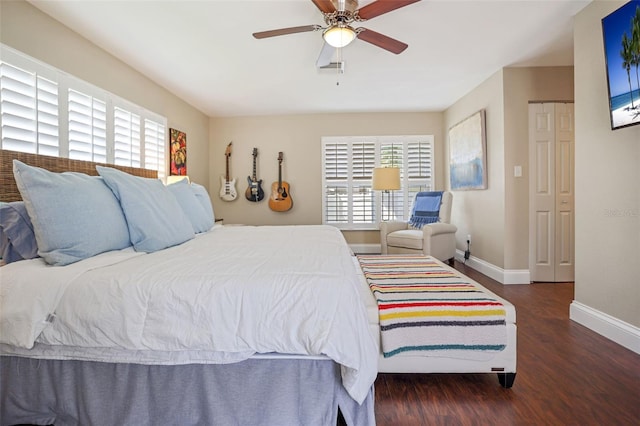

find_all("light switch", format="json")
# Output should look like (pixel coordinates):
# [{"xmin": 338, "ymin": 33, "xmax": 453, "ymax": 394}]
[{"xmin": 514, "ymin": 165, "xmax": 522, "ymax": 177}]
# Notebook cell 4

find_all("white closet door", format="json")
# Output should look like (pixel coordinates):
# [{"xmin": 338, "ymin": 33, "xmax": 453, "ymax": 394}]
[{"xmin": 529, "ymin": 102, "xmax": 575, "ymax": 282}]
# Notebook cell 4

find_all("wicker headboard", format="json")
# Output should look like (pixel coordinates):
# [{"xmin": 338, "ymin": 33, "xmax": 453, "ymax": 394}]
[{"xmin": 0, "ymin": 149, "xmax": 158, "ymax": 202}]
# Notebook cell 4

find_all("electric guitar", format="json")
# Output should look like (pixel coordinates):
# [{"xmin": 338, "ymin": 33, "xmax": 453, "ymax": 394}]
[
  {"xmin": 245, "ymin": 148, "xmax": 265, "ymax": 202},
  {"xmin": 219, "ymin": 142, "xmax": 237, "ymax": 201},
  {"xmin": 269, "ymin": 152, "xmax": 293, "ymax": 212}
]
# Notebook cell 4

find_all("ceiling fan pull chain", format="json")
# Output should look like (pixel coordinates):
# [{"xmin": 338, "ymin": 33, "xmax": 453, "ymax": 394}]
[{"xmin": 336, "ymin": 46, "xmax": 342, "ymax": 86}]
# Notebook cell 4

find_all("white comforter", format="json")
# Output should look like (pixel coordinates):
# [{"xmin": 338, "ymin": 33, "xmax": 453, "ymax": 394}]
[{"xmin": 0, "ymin": 225, "xmax": 378, "ymax": 403}]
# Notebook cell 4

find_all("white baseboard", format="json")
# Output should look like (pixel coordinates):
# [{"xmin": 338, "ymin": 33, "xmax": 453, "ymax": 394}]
[
  {"xmin": 349, "ymin": 244, "xmax": 380, "ymax": 254},
  {"xmin": 570, "ymin": 301, "xmax": 640, "ymax": 355},
  {"xmin": 352, "ymin": 246, "xmax": 531, "ymax": 284},
  {"xmin": 455, "ymin": 249, "xmax": 530, "ymax": 285}
]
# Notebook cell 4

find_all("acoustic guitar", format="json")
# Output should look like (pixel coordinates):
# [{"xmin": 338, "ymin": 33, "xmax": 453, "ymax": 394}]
[
  {"xmin": 268, "ymin": 152, "xmax": 293, "ymax": 212},
  {"xmin": 219, "ymin": 142, "xmax": 237, "ymax": 201},
  {"xmin": 245, "ymin": 148, "xmax": 264, "ymax": 202}
]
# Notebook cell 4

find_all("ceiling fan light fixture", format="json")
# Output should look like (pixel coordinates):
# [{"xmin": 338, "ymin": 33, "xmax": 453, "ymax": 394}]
[{"xmin": 323, "ymin": 25, "xmax": 356, "ymax": 48}]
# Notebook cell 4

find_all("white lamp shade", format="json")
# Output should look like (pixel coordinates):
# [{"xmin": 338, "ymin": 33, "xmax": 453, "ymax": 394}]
[
  {"xmin": 372, "ymin": 167, "xmax": 401, "ymax": 190},
  {"xmin": 166, "ymin": 175, "xmax": 190, "ymax": 185},
  {"xmin": 323, "ymin": 25, "xmax": 356, "ymax": 48}
]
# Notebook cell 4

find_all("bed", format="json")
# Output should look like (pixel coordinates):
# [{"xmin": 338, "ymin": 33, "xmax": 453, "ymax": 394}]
[
  {"xmin": 0, "ymin": 149, "xmax": 517, "ymax": 425},
  {"xmin": 0, "ymin": 150, "xmax": 377, "ymax": 425}
]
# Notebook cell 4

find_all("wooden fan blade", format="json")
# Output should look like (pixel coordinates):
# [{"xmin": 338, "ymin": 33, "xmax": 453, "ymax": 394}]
[
  {"xmin": 316, "ymin": 42, "xmax": 335, "ymax": 67},
  {"xmin": 311, "ymin": 0, "xmax": 336, "ymax": 14},
  {"xmin": 357, "ymin": 0, "xmax": 421, "ymax": 21},
  {"xmin": 253, "ymin": 25, "xmax": 320, "ymax": 39},
  {"xmin": 357, "ymin": 28, "xmax": 408, "ymax": 54}
]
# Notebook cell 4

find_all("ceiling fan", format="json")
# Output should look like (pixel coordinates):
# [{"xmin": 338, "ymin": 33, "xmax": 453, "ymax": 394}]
[{"xmin": 252, "ymin": 0, "xmax": 421, "ymax": 67}]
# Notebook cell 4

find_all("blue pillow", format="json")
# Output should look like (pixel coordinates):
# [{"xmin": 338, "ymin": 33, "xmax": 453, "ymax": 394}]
[
  {"xmin": 167, "ymin": 179, "xmax": 214, "ymax": 233},
  {"xmin": 408, "ymin": 191, "xmax": 443, "ymax": 229},
  {"xmin": 96, "ymin": 166, "xmax": 194, "ymax": 252},
  {"xmin": 191, "ymin": 183, "xmax": 215, "ymax": 224},
  {"xmin": 0, "ymin": 201, "xmax": 38, "ymax": 264},
  {"xmin": 12, "ymin": 160, "xmax": 131, "ymax": 266}
]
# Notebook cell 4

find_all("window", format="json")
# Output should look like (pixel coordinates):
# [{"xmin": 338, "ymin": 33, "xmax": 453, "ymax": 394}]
[
  {"xmin": 113, "ymin": 106, "xmax": 140, "ymax": 167},
  {"xmin": 144, "ymin": 119, "xmax": 166, "ymax": 178},
  {"xmin": 68, "ymin": 89, "xmax": 107, "ymax": 162},
  {"xmin": 0, "ymin": 45, "xmax": 167, "ymax": 179},
  {"xmin": 0, "ymin": 61, "xmax": 59, "ymax": 156},
  {"xmin": 322, "ymin": 135, "xmax": 434, "ymax": 229}
]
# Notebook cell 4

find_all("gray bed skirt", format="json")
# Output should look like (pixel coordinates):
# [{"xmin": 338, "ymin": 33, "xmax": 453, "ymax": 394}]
[{"xmin": 1, "ymin": 356, "xmax": 375, "ymax": 426}]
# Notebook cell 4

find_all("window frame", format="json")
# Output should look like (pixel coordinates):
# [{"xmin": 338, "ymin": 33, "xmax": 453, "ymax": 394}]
[
  {"xmin": 0, "ymin": 44, "xmax": 167, "ymax": 179},
  {"xmin": 321, "ymin": 135, "xmax": 435, "ymax": 230}
]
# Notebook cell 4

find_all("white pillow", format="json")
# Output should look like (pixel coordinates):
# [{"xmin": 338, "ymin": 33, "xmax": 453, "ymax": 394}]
[
  {"xmin": 12, "ymin": 160, "xmax": 131, "ymax": 266},
  {"xmin": 167, "ymin": 179, "xmax": 214, "ymax": 233},
  {"xmin": 96, "ymin": 166, "xmax": 194, "ymax": 252}
]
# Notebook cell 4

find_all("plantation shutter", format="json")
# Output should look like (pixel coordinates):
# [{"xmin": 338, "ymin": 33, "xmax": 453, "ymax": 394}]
[
  {"xmin": 406, "ymin": 140, "xmax": 433, "ymax": 214},
  {"xmin": 36, "ymin": 76, "xmax": 59, "ymax": 156},
  {"xmin": 0, "ymin": 62, "xmax": 59, "ymax": 155},
  {"xmin": 2, "ymin": 46, "xmax": 168, "ymax": 177},
  {"xmin": 322, "ymin": 135, "xmax": 434, "ymax": 229},
  {"xmin": 144, "ymin": 118, "xmax": 166, "ymax": 180},
  {"xmin": 68, "ymin": 89, "xmax": 106, "ymax": 162},
  {"xmin": 114, "ymin": 107, "xmax": 140, "ymax": 167},
  {"xmin": 323, "ymin": 142, "xmax": 349, "ymax": 224},
  {"xmin": 380, "ymin": 142, "xmax": 404, "ymax": 221},
  {"xmin": 351, "ymin": 141, "xmax": 376, "ymax": 224}
]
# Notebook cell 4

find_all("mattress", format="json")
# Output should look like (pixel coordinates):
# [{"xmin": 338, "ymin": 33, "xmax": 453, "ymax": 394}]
[{"xmin": 0, "ymin": 224, "xmax": 378, "ymax": 404}]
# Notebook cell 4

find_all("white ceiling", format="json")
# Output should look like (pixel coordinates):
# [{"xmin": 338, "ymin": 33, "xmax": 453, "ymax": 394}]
[{"xmin": 29, "ymin": 0, "xmax": 592, "ymax": 117}]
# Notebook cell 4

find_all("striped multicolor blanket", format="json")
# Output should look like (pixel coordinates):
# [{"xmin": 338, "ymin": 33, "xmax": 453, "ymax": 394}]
[{"xmin": 357, "ymin": 255, "xmax": 507, "ymax": 358}]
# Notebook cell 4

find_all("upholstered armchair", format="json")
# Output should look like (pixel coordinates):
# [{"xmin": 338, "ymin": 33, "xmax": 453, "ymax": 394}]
[{"xmin": 379, "ymin": 191, "xmax": 457, "ymax": 264}]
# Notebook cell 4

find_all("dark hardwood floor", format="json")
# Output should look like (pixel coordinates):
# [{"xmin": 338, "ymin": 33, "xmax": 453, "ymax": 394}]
[{"xmin": 373, "ymin": 261, "xmax": 640, "ymax": 426}]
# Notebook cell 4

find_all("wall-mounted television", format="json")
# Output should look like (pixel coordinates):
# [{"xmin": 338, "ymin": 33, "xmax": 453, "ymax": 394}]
[{"xmin": 602, "ymin": 0, "xmax": 640, "ymax": 130}]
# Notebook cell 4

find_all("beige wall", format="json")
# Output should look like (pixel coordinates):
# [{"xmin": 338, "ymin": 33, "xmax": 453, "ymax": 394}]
[
  {"xmin": 444, "ymin": 71, "xmax": 506, "ymax": 268},
  {"xmin": 574, "ymin": 1, "xmax": 640, "ymax": 327},
  {"xmin": 209, "ymin": 112, "xmax": 445, "ymax": 240},
  {"xmin": 0, "ymin": 0, "xmax": 210, "ymax": 187},
  {"xmin": 443, "ymin": 67, "xmax": 574, "ymax": 271},
  {"xmin": 502, "ymin": 67, "xmax": 574, "ymax": 269}
]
